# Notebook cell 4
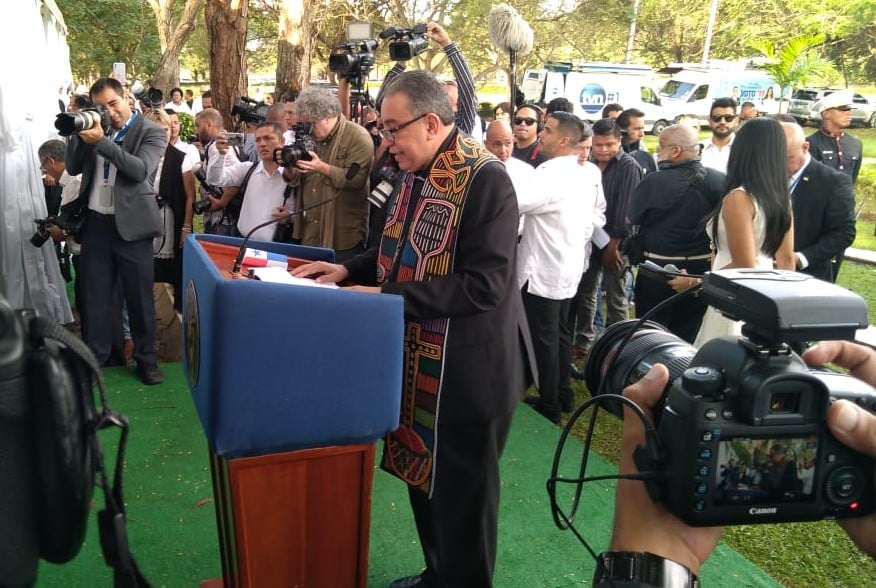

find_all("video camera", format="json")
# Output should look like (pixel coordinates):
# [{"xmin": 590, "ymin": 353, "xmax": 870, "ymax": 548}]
[
  {"xmin": 54, "ymin": 105, "xmax": 112, "ymax": 137},
  {"xmin": 583, "ymin": 269, "xmax": 875, "ymax": 526},
  {"xmin": 130, "ymin": 80, "xmax": 164, "ymax": 110},
  {"xmin": 379, "ymin": 23, "xmax": 429, "ymax": 61},
  {"xmin": 329, "ymin": 39, "xmax": 377, "ymax": 80},
  {"xmin": 231, "ymin": 97, "xmax": 269, "ymax": 126},
  {"xmin": 273, "ymin": 122, "xmax": 316, "ymax": 167}
]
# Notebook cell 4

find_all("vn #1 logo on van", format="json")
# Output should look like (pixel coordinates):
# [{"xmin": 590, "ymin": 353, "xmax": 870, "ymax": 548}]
[{"xmin": 580, "ymin": 83, "xmax": 607, "ymax": 115}]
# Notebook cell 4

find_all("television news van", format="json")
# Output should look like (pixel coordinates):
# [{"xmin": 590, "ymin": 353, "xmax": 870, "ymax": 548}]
[
  {"xmin": 658, "ymin": 61, "xmax": 781, "ymax": 125},
  {"xmin": 521, "ymin": 62, "xmax": 676, "ymax": 134}
]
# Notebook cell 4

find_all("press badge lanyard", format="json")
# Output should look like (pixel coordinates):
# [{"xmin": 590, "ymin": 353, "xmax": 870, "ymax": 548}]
[{"xmin": 103, "ymin": 112, "xmax": 138, "ymax": 183}]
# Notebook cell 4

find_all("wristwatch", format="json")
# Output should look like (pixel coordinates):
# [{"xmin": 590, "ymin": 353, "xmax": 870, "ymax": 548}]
[{"xmin": 593, "ymin": 551, "xmax": 699, "ymax": 588}]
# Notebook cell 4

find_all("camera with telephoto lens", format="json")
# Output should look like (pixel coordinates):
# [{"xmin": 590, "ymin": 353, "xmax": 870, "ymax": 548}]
[
  {"xmin": 369, "ymin": 162, "xmax": 401, "ymax": 208},
  {"xmin": 130, "ymin": 80, "xmax": 164, "ymax": 110},
  {"xmin": 379, "ymin": 23, "xmax": 429, "ymax": 61},
  {"xmin": 584, "ymin": 269, "xmax": 875, "ymax": 527},
  {"xmin": 192, "ymin": 162, "xmax": 223, "ymax": 214},
  {"xmin": 231, "ymin": 97, "xmax": 269, "ymax": 125},
  {"xmin": 273, "ymin": 122, "xmax": 315, "ymax": 166},
  {"xmin": 54, "ymin": 105, "xmax": 112, "ymax": 137}
]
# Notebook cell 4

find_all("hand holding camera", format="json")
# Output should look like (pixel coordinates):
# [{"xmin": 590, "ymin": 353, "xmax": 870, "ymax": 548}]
[{"xmin": 425, "ymin": 21, "xmax": 451, "ymax": 47}]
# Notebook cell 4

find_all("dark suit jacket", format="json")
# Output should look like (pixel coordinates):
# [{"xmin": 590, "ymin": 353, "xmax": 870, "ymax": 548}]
[
  {"xmin": 791, "ymin": 158, "xmax": 856, "ymax": 282},
  {"xmin": 66, "ymin": 114, "xmax": 166, "ymax": 241}
]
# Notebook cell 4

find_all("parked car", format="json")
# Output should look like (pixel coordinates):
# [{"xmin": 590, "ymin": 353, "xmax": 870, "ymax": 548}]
[{"xmin": 788, "ymin": 88, "xmax": 876, "ymax": 127}]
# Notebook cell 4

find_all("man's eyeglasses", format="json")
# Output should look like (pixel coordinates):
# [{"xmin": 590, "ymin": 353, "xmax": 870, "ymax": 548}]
[
  {"xmin": 379, "ymin": 113, "xmax": 428, "ymax": 141},
  {"xmin": 710, "ymin": 114, "xmax": 736, "ymax": 123},
  {"xmin": 513, "ymin": 117, "xmax": 537, "ymax": 127}
]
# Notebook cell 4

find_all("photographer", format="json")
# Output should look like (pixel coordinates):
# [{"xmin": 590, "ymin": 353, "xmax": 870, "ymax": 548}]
[
  {"xmin": 206, "ymin": 122, "xmax": 292, "ymax": 243},
  {"xmin": 64, "ymin": 77, "xmax": 166, "ymax": 385},
  {"xmin": 193, "ymin": 108, "xmax": 241, "ymax": 234},
  {"xmin": 602, "ymin": 340, "xmax": 876, "ymax": 586},
  {"xmin": 281, "ymin": 87, "xmax": 372, "ymax": 262},
  {"xmin": 377, "ymin": 22, "xmax": 478, "ymax": 137}
]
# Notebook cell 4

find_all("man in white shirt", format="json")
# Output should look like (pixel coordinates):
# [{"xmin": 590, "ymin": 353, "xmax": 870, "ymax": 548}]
[
  {"xmin": 194, "ymin": 108, "xmax": 241, "ymax": 234},
  {"xmin": 700, "ymin": 97, "xmax": 737, "ymax": 174},
  {"xmin": 206, "ymin": 122, "xmax": 292, "ymax": 243},
  {"xmin": 517, "ymin": 111, "xmax": 606, "ymax": 423},
  {"xmin": 483, "ymin": 120, "xmax": 532, "ymax": 234}
]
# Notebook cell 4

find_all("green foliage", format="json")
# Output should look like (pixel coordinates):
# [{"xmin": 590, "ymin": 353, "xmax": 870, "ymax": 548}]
[
  {"xmin": 177, "ymin": 112, "xmax": 195, "ymax": 143},
  {"xmin": 58, "ymin": 0, "xmax": 161, "ymax": 82},
  {"xmin": 748, "ymin": 34, "xmax": 833, "ymax": 102}
]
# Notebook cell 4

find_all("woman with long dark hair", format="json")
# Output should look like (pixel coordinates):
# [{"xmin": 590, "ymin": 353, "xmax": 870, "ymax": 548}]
[{"xmin": 682, "ymin": 117, "xmax": 795, "ymax": 344}]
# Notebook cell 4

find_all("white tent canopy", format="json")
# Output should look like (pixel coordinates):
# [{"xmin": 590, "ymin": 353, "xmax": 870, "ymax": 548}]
[{"xmin": 0, "ymin": 0, "xmax": 74, "ymax": 322}]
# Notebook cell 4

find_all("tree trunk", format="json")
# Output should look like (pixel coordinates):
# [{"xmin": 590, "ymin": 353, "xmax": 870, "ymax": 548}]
[
  {"xmin": 148, "ymin": 0, "xmax": 205, "ymax": 94},
  {"xmin": 206, "ymin": 0, "xmax": 249, "ymax": 130},
  {"xmin": 275, "ymin": 0, "xmax": 312, "ymax": 101}
]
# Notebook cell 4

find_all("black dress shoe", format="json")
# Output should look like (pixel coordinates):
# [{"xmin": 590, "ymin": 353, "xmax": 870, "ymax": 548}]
[
  {"xmin": 136, "ymin": 364, "xmax": 165, "ymax": 386},
  {"xmin": 388, "ymin": 574, "xmax": 428, "ymax": 588},
  {"xmin": 523, "ymin": 396, "xmax": 561, "ymax": 424}
]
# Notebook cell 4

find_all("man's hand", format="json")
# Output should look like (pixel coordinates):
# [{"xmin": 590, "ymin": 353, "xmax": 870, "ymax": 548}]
[
  {"xmin": 272, "ymin": 206, "xmax": 293, "ymax": 222},
  {"xmin": 803, "ymin": 341, "xmax": 876, "ymax": 557},
  {"xmin": 666, "ymin": 269, "xmax": 701, "ymax": 293},
  {"xmin": 47, "ymin": 225, "xmax": 66, "ymax": 242},
  {"xmin": 601, "ymin": 239, "xmax": 624, "ymax": 272},
  {"xmin": 78, "ymin": 123, "xmax": 105, "ymax": 146},
  {"xmin": 611, "ymin": 364, "xmax": 724, "ymax": 575},
  {"xmin": 291, "ymin": 261, "xmax": 349, "ymax": 284},
  {"xmin": 425, "ymin": 22, "xmax": 452, "ymax": 47},
  {"xmin": 294, "ymin": 151, "xmax": 329, "ymax": 176}
]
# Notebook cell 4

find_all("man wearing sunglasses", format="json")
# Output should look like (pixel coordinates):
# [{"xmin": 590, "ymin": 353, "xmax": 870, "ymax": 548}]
[
  {"xmin": 806, "ymin": 90, "xmax": 863, "ymax": 185},
  {"xmin": 511, "ymin": 104, "xmax": 548, "ymax": 168},
  {"xmin": 700, "ymin": 97, "xmax": 738, "ymax": 174}
]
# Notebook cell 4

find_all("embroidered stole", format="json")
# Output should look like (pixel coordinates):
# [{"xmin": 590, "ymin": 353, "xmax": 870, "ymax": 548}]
[{"xmin": 378, "ymin": 132, "xmax": 492, "ymax": 495}]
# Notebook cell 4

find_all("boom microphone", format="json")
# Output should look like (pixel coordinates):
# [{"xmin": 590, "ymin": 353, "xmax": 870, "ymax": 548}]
[
  {"xmin": 487, "ymin": 3, "xmax": 534, "ymax": 55},
  {"xmin": 231, "ymin": 163, "xmax": 362, "ymax": 275}
]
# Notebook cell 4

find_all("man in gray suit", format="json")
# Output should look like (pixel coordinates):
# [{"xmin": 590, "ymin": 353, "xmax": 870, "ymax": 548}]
[{"xmin": 65, "ymin": 77, "xmax": 167, "ymax": 384}]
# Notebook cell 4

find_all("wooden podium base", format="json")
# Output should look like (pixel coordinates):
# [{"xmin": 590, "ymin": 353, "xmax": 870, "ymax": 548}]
[{"xmin": 203, "ymin": 444, "xmax": 375, "ymax": 588}]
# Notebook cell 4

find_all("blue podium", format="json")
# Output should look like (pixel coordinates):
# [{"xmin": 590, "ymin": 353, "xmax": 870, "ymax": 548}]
[{"xmin": 182, "ymin": 235, "xmax": 404, "ymax": 588}]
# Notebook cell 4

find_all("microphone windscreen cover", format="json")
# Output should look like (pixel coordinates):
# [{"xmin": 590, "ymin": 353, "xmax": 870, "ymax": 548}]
[{"xmin": 488, "ymin": 3, "xmax": 534, "ymax": 55}]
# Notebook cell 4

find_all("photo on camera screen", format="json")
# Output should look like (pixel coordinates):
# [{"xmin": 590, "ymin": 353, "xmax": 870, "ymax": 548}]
[{"xmin": 713, "ymin": 435, "xmax": 818, "ymax": 505}]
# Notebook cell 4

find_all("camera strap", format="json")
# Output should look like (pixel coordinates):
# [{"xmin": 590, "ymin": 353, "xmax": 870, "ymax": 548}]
[
  {"xmin": 28, "ymin": 318, "xmax": 151, "ymax": 588},
  {"xmin": 224, "ymin": 162, "xmax": 259, "ymax": 223}
]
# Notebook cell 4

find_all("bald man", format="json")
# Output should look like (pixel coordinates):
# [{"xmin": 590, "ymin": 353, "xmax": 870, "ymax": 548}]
[
  {"xmin": 485, "ymin": 120, "xmax": 533, "ymax": 234},
  {"xmin": 627, "ymin": 124, "xmax": 725, "ymax": 342},
  {"xmin": 782, "ymin": 121, "xmax": 856, "ymax": 282}
]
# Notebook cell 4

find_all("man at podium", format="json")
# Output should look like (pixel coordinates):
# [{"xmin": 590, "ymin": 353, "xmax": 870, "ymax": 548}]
[{"xmin": 294, "ymin": 70, "xmax": 528, "ymax": 588}]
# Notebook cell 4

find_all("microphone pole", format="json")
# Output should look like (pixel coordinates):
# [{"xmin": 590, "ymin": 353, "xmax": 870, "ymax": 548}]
[{"xmin": 231, "ymin": 162, "xmax": 362, "ymax": 275}]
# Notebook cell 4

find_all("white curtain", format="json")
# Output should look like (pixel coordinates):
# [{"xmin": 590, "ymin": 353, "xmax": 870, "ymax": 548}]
[{"xmin": 0, "ymin": 0, "xmax": 73, "ymax": 323}]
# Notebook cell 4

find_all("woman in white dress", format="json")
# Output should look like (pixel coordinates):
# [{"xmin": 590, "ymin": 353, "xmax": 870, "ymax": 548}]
[{"xmin": 669, "ymin": 118, "xmax": 795, "ymax": 345}]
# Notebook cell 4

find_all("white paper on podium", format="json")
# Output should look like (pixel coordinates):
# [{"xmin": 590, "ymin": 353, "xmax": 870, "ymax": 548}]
[{"xmin": 249, "ymin": 266, "xmax": 339, "ymax": 289}]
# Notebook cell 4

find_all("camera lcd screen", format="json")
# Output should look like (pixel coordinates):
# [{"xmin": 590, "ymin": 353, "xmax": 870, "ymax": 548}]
[{"xmin": 713, "ymin": 435, "xmax": 818, "ymax": 505}]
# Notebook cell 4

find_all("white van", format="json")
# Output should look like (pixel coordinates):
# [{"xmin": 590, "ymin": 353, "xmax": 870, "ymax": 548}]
[
  {"xmin": 521, "ymin": 62, "xmax": 676, "ymax": 134},
  {"xmin": 658, "ymin": 62, "xmax": 781, "ymax": 125}
]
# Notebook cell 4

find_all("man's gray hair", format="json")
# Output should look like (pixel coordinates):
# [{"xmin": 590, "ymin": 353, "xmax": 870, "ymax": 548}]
[
  {"xmin": 38, "ymin": 139, "xmax": 66, "ymax": 162},
  {"xmin": 295, "ymin": 87, "xmax": 342, "ymax": 120},
  {"xmin": 384, "ymin": 71, "xmax": 454, "ymax": 125}
]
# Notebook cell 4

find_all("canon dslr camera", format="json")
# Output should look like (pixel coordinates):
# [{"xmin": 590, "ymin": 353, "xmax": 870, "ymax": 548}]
[
  {"xmin": 585, "ymin": 269, "xmax": 875, "ymax": 526},
  {"xmin": 54, "ymin": 105, "xmax": 112, "ymax": 137},
  {"xmin": 274, "ymin": 122, "xmax": 316, "ymax": 166}
]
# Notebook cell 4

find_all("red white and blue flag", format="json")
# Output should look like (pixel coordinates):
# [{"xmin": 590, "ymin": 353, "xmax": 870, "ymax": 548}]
[{"xmin": 241, "ymin": 248, "xmax": 288, "ymax": 269}]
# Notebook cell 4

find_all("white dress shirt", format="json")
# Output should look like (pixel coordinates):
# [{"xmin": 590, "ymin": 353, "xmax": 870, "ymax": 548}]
[
  {"xmin": 206, "ymin": 154, "xmax": 289, "ymax": 243},
  {"xmin": 700, "ymin": 134, "xmax": 735, "ymax": 175},
  {"xmin": 503, "ymin": 156, "xmax": 535, "ymax": 235},
  {"xmin": 517, "ymin": 155, "xmax": 606, "ymax": 300}
]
